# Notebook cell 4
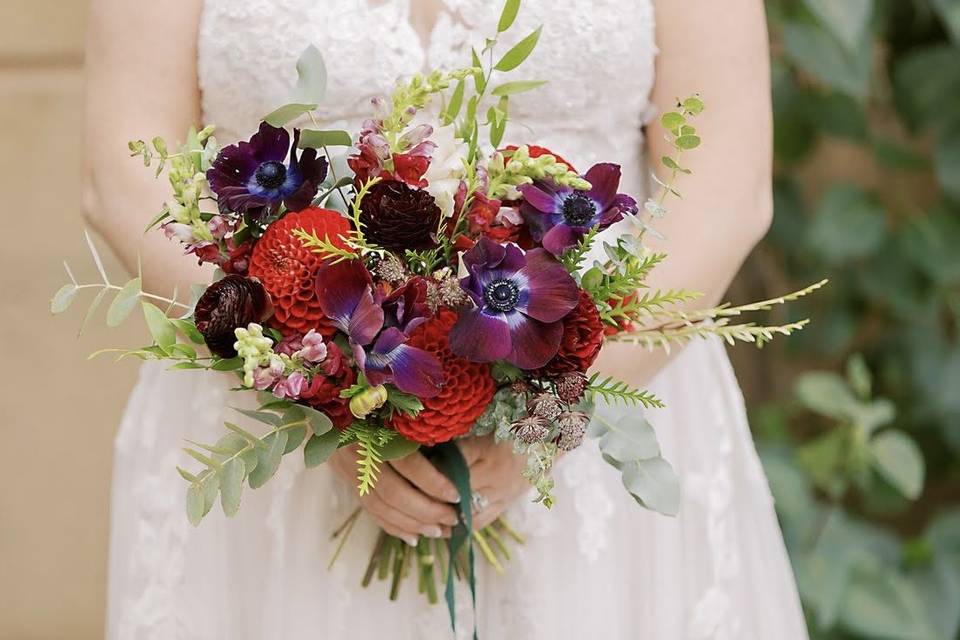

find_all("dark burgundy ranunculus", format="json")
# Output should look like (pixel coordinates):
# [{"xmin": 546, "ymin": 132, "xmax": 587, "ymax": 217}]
[
  {"xmin": 357, "ymin": 180, "xmax": 441, "ymax": 252},
  {"xmin": 194, "ymin": 275, "xmax": 273, "ymax": 358}
]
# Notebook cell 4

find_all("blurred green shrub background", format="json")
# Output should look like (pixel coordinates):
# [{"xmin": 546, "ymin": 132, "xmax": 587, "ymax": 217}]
[{"xmin": 731, "ymin": 1, "xmax": 960, "ymax": 637}]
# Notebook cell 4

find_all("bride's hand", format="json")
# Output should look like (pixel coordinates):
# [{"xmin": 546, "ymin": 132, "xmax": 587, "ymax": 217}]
[
  {"xmin": 330, "ymin": 445, "xmax": 460, "ymax": 546},
  {"xmin": 458, "ymin": 435, "xmax": 530, "ymax": 529}
]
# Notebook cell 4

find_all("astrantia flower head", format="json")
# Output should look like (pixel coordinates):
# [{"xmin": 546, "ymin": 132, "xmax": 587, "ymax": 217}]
[
  {"xmin": 207, "ymin": 122, "xmax": 328, "ymax": 217},
  {"xmin": 449, "ymin": 237, "xmax": 579, "ymax": 370},
  {"xmin": 520, "ymin": 163, "xmax": 638, "ymax": 256}
]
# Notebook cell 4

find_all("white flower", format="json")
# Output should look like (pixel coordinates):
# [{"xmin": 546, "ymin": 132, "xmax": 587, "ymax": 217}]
[{"xmin": 423, "ymin": 125, "xmax": 467, "ymax": 219}]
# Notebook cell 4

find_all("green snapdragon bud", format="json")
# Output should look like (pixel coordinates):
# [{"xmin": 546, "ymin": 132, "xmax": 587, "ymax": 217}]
[{"xmin": 234, "ymin": 323, "xmax": 275, "ymax": 387}]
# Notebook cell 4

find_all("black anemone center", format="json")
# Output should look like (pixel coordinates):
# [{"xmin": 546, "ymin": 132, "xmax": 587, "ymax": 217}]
[
  {"xmin": 255, "ymin": 161, "xmax": 287, "ymax": 189},
  {"xmin": 561, "ymin": 193, "xmax": 597, "ymax": 226},
  {"xmin": 483, "ymin": 278, "xmax": 521, "ymax": 313}
]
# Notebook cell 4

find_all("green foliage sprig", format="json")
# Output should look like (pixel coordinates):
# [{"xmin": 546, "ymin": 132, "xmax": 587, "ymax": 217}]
[
  {"xmin": 585, "ymin": 374, "xmax": 665, "ymax": 409},
  {"xmin": 339, "ymin": 424, "xmax": 397, "ymax": 496}
]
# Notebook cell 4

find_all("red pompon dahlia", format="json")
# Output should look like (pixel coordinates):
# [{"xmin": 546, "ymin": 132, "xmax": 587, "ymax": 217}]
[
  {"xmin": 390, "ymin": 310, "xmax": 496, "ymax": 446},
  {"xmin": 538, "ymin": 288, "xmax": 605, "ymax": 376},
  {"xmin": 300, "ymin": 343, "xmax": 356, "ymax": 430},
  {"xmin": 248, "ymin": 207, "xmax": 352, "ymax": 337}
]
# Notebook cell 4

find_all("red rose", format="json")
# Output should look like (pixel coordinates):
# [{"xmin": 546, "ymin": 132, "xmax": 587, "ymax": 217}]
[
  {"xmin": 248, "ymin": 208, "xmax": 352, "ymax": 337},
  {"xmin": 389, "ymin": 310, "xmax": 496, "ymax": 445},
  {"xmin": 538, "ymin": 289, "xmax": 604, "ymax": 376}
]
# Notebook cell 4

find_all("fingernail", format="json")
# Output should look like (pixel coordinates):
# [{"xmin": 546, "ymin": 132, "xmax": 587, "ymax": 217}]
[
  {"xmin": 443, "ymin": 515, "xmax": 459, "ymax": 526},
  {"xmin": 422, "ymin": 526, "xmax": 443, "ymax": 539},
  {"xmin": 404, "ymin": 535, "xmax": 419, "ymax": 547},
  {"xmin": 447, "ymin": 493, "xmax": 460, "ymax": 503}
]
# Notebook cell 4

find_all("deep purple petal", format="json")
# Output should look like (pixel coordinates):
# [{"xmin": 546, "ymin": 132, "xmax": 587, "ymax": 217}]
[
  {"xmin": 349, "ymin": 288, "xmax": 385, "ymax": 345},
  {"xmin": 516, "ymin": 249, "xmax": 580, "ymax": 322},
  {"xmin": 463, "ymin": 236, "xmax": 507, "ymax": 271},
  {"xmin": 518, "ymin": 183, "xmax": 561, "ymax": 213},
  {"xmin": 251, "ymin": 122, "xmax": 290, "ymax": 163},
  {"xmin": 610, "ymin": 193, "xmax": 639, "ymax": 218},
  {"xmin": 499, "ymin": 242, "xmax": 527, "ymax": 273},
  {"xmin": 366, "ymin": 328, "xmax": 443, "ymax": 397},
  {"xmin": 541, "ymin": 223, "xmax": 580, "ymax": 257},
  {"xmin": 449, "ymin": 308, "xmax": 512, "ymax": 362},
  {"xmin": 584, "ymin": 163, "xmax": 622, "ymax": 207},
  {"xmin": 315, "ymin": 260, "xmax": 375, "ymax": 334},
  {"xmin": 506, "ymin": 313, "xmax": 563, "ymax": 370},
  {"xmin": 520, "ymin": 202, "xmax": 552, "ymax": 242}
]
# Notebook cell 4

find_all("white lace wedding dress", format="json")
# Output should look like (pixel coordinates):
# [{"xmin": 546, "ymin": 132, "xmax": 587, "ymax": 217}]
[{"xmin": 106, "ymin": 1, "xmax": 809, "ymax": 638}]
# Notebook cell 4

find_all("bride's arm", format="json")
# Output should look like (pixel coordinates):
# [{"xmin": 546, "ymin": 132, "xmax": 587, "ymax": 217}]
[
  {"xmin": 83, "ymin": 0, "xmax": 210, "ymax": 296},
  {"xmin": 594, "ymin": 0, "xmax": 773, "ymax": 386}
]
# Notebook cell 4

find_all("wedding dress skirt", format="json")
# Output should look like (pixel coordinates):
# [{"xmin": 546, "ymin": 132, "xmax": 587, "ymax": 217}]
[{"xmin": 107, "ymin": 1, "xmax": 808, "ymax": 638}]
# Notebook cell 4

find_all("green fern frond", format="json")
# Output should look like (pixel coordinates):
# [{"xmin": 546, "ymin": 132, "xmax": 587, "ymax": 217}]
[
  {"xmin": 354, "ymin": 426, "xmax": 396, "ymax": 496},
  {"xmin": 585, "ymin": 373, "xmax": 665, "ymax": 409}
]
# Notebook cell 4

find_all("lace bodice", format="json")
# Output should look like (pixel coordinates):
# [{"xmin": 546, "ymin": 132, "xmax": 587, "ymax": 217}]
[{"xmin": 198, "ymin": 0, "xmax": 657, "ymax": 193}]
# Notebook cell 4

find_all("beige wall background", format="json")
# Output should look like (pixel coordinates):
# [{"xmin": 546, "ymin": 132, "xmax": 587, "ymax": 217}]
[{"xmin": 0, "ymin": 2, "xmax": 142, "ymax": 638}]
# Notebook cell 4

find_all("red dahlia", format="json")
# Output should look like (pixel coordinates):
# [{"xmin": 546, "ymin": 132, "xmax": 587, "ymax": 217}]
[
  {"xmin": 247, "ymin": 207, "xmax": 351, "ymax": 337},
  {"xmin": 538, "ymin": 288, "xmax": 605, "ymax": 376},
  {"xmin": 389, "ymin": 310, "xmax": 496, "ymax": 446}
]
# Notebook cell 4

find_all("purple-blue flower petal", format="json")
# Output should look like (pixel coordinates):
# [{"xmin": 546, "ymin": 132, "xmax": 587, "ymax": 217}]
[
  {"xmin": 449, "ymin": 308, "xmax": 512, "ymax": 362},
  {"xmin": 251, "ymin": 122, "xmax": 290, "ymax": 163},
  {"xmin": 518, "ymin": 183, "xmax": 561, "ymax": 213},
  {"xmin": 516, "ymin": 249, "xmax": 580, "ymax": 322},
  {"xmin": 505, "ymin": 313, "xmax": 563, "ymax": 370},
  {"xmin": 367, "ymin": 335, "xmax": 443, "ymax": 397},
  {"xmin": 584, "ymin": 163, "xmax": 621, "ymax": 207},
  {"xmin": 541, "ymin": 223, "xmax": 580, "ymax": 257},
  {"xmin": 315, "ymin": 260, "xmax": 381, "ymax": 340}
]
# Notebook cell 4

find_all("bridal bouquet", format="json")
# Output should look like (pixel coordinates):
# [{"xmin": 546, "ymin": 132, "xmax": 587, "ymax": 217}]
[{"xmin": 54, "ymin": 0, "xmax": 822, "ymax": 631}]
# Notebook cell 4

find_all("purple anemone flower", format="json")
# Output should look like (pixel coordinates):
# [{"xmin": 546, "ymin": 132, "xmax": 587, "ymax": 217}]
[
  {"xmin": 315, "ymin": 260, "xmax": 442, "ymax": 397},
  {"xmin": 520, "ymin": 163, "xmax": 638, "ymax": 256},
  {"xmin": 449, "ymin": 237, "xmax": 579, "ymax": 369},
  {"xmin": 207, "ymin": 122, "xmax": 328, "ymax": 217}
]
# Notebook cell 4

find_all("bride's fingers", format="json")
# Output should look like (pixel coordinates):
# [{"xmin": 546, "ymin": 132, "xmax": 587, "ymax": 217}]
[
  {"xmin": 472, "ymin": 501, "xmax": 505, "ymax": 530},
  {"xmin": 389, "ymin": 452, "xmax": 460, "ymax": 503},
  {"xmin": 360, "ymin": 492, "xmax": 441, "ymax": 545},
  {"xmin": 373, "ymin": 465, "xmax": 460, "ymax": 528},
  {"xmin": 456, "ymin": 437, "xmax": 488, "ymax": 466}
]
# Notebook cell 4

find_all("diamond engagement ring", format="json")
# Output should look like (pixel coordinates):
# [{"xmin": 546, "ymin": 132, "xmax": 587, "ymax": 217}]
[{"xmin": 471, "ymin": 490, "xmax": 490, "ymax": 513}]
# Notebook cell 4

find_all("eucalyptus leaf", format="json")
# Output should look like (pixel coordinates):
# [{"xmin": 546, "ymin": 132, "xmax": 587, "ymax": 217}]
[
  {"xmin": 219, "ymin": 458, "xmax": 246, "ymax": 517},
  {"xmin": 620, "ymin": 457, "xmax": 680, "ymax": 516},
  {"xmin": 675, "ymin": 135, "xmax": 701, "ymax": 150},
  {"xmin": 494, "ymin": 26, "xmax": 542, "ymax": 72},
  {"xmin": 870, "ymin": 430, "xmax": 924, "ymax": 500},
  {"xmin": 186, "ymin": 484, "xmax": 205, "ymax": 526},
  {"xmin": 299, "ymin": 129, "xmax": 353, "ymax": 149},
  {"xmin": 263, "ymin": 103, "xmax": 318, "ymax": 127},
  {"xmin": 934, "ymin": 125, "xmax": 960, "ymax": 202},
  {"xmin": 299, "ymin": 404, "xmax": 334, "ymax": 436},
  {"xmin": 248, "ymin": 430, "xmax": 288, "ymax": 489},
  {"xmin": 380, "ymin": 436, "xmax": 420, "ymax": 461},
  {"xmin": 591, "ymin": 413, "xmax": 660, "ymax": 462},
  {"xmin": 304, "ymin": 429, "xmax": 340, "ymax": 468},
  {"xmin": 293, "ymin": 44, "xmax": 327, "ymax": 104},
  {"xmin": 283, "ymin": 426, "xmax": 307, "ymax": 454},
  {"xmin": 233, "ymin": 407, "xmax": 282, "ymax": 427},
  {"xmin": 78, "ymin": 288, "xmax": 109, "ymax": 336},
  {"xmin": 142, "ymin": 301, "xmax": 176, "ymax": 351},
  {"xmin": 200, "ymin": 473, "xmax": 219, "ymax": 516},
  {"xmin": 50, "ymin": 284, "xmax": 78, "ymax": 314},
  {"xmin": 212, "ymin": 433, "xmax": 258, "ymax": 472}
]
